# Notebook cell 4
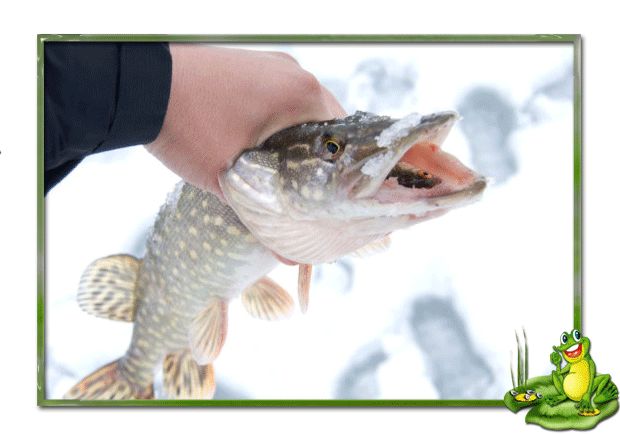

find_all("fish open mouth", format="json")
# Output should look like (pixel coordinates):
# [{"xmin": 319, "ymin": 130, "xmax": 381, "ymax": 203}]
[
  {"xmin": 221, "ymin": 110, "xmax": 487, "ymax": 264},
  {"xmin": 367, "ymin": 112, "xmax": 487, "ymax": 213}
]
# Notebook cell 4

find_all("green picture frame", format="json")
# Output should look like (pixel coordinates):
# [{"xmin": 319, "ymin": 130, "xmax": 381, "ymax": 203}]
[{"xmin": 37, "ymin": 34, "xmax": 582, "ymax": 408}]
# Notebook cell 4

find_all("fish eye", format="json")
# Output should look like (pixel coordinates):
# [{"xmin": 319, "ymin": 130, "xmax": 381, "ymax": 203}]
[
  {"xmin": 560, "ymin": 332, "xmax": 568, "ymax": 344},
  {"xmin": 572, "ymin": 330, "xmax": 581, "ymax": 342},
  {"xmin": 325, "ymin": 139, "xmax": 340, "ymax": 154}
]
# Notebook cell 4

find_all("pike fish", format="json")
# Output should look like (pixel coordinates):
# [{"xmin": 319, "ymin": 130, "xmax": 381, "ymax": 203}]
[{"xmin": 64, "ymin": 111, "xmax": 486, "ymax": 400}]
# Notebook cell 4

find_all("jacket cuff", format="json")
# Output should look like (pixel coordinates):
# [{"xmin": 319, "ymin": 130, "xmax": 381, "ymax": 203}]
[{"xmin": 98, "ymin": 43, "xmax": 172, "ymax": 152}]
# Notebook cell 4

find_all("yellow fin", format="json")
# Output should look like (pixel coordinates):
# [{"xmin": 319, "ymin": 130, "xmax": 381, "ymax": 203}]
[
  {"xmin": 189, "ymin": 299, "xmax": 228, "ymax": 365},
  {"xmin": 298, "ymin": 264, "xmax": 312, "ymax": 314},
  {"xmin": 64, "ymin": 359, "xmax": 153, "ymax": 400},
  {"xmin": 242, "ymin": 277, "xmax": 294, "ymax": 320},
  {"xmin": 347, "ymin": 236, "xmax": 391, "ymax": 258},
  {"xmin": 163, "ymin": 350, "xmax": 216, "ymax": 399},
  {"xmin": 77, "ymin": 254, "xmax": 141, "ymax": 322}
]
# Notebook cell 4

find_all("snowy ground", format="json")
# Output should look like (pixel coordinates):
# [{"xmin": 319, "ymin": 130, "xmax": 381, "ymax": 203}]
[{"xmin": 45, "ymin": 42, "xmax": 575, "ymax": 400}]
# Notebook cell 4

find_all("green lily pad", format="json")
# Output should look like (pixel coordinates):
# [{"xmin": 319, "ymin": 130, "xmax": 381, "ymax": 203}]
[
  {"xmin": 504, "ymin": 375, "xmax": 618, "ymax": 429},
  {"xmin": 525, "ymin": 397, "xmax": 617, "ymax": 430},
  {"xmin": 503, "ymin": 375, "xmax": 555, "ymax": 413}
]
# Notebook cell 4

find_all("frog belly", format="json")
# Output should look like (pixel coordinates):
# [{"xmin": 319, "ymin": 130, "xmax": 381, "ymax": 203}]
[{"xmin": 565, "ymin": 360, "xmax": 590, "ymax": 401}]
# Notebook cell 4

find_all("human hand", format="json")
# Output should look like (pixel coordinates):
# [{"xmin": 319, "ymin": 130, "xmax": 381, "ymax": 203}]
[{"xmin": 146, "ymin": 44, "xmax": 347, "ymax": 200}]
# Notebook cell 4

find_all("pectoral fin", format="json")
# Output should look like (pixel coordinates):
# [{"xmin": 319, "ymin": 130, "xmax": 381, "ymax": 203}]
[
  {"xmin": 298, "ymin": 264, "xmax": 312, "ymax": 314},
  {"xmin": 189, "ymin": 299, "xmax": 228, "ymax": 365},
  {"xmin": 347, "ymin": 236, "xmax": 391, "ymax": 258},
  {"xmin": 242, "ymin": 277, "xmax": 294, "ymax": 320}
]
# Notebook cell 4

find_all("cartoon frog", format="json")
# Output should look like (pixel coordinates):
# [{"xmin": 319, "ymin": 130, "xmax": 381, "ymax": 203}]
[{"xmin": 545, "ymin": 329, "xmax": 617, "ymax": 414}]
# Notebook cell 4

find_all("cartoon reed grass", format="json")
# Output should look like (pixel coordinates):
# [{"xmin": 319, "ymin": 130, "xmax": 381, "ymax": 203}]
[{"xmin": 511, "ymin": 328, "xmax": 528, "ymax": 389}]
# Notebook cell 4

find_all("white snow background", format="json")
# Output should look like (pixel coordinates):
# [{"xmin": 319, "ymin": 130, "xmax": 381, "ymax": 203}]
[{"xmin": 45, "ymin": 43, "xmax": 575, "ymax": 400}]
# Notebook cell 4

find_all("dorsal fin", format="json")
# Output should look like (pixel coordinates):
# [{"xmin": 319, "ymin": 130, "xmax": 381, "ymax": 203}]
[
  {"xmin": 77, "ymin": 254, "xmax": 141, "ymax": 322},
  {"xmin": 242, "ymin": 277, "xmax": 294, "ymax": 320},
  {"xmin": 347, "ymin": 236, "xmax": 391, "ymax": 258},
  {"xmin": 298, "ymin": 264, "xmax": 312, "ymax": 314},
  {"xmin": 163, "ymin": 350, "xmax": 216, "ymax": 399},
  {"xmin": 189, "ymin": 299, "xmax": 228, "ymax": 365}
]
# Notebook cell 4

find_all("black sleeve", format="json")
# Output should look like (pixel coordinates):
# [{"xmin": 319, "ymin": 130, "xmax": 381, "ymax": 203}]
[{"xmin": 44, "ymin": 42, "xmax": 172, "ymax": 194}]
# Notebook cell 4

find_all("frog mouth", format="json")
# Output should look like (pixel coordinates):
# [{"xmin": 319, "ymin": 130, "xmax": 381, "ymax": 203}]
[{"xmin": 564, "ymin": 343, "xmax": 582, "ymax": 358}]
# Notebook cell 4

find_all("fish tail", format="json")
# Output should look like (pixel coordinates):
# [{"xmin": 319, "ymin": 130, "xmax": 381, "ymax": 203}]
[{"xmin": 64, "ymin": 359, "xmax": 154, "ymax": 400}]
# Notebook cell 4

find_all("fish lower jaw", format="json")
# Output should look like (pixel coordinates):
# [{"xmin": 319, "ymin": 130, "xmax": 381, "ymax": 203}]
[
  {"xmin": 370, "ymin": 176, "xmax": 487, "ymax": 215},
  {"xmin": 398, "ymin": 141, "xmax": 476, "ymax": 183},
  {"xmin": 355, "ymin": 138, "xmax": 482, "ymax": 203}
]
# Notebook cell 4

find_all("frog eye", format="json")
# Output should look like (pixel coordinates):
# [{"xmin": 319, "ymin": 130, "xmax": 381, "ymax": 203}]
[
  {"xmin": 560, "ymin": 332, "xmax": 569, "ymax": 344},
  {"xmin": 572, "ymin": 330, "xmax": 581, "ymax": 342},
  {"xmin": 418, "ymin": 170, "xmax": 431, "ymax": 179},
  {"xmin": 325, "ymin": 139, "xmax": 341, "ymax": 154}
]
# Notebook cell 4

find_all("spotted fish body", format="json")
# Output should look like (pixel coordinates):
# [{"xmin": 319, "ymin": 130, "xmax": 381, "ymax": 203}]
[
  {"xmin": 65, "ymin": 111, "xmax": 487, "ymax": 400},
  {"xmin": 68, "ymin": 185, "xmax": 282, "ymax": 399}
]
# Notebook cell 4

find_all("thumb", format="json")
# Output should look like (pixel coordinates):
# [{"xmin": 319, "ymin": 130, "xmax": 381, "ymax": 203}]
[{"xmin": 322, "ymin": 86, "xmax": 348, "ymax": 118}]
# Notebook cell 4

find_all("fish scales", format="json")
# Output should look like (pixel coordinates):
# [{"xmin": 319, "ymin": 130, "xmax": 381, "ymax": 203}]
[
  {"xmin": 120, "ymin": 183, "xmax": 279, "ymax": 391},
  {"xmin": 64, "ymin": 111, "xmax": 487, "ymax": 399},
  {"xmin": 67, "ymin": 183, "xmax": 280, "ymax": 399}
]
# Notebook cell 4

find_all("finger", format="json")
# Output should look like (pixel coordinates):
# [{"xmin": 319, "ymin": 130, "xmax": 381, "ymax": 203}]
[
  {"xmin": 213, "ymin": 176, "xmax": 228, "ymax": 201},
  {"xmin": 262, "ymin": 50, "xmax": 301, "ymax": 66},
  {"xmin": 321, "ymin": 86, "xmax": 348, "ymax": 118}
]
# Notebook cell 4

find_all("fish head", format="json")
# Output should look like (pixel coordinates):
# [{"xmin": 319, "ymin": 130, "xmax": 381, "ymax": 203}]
[{"xmin": 220, "ymin": 111, "xmax": 487, "ymax": 264}]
